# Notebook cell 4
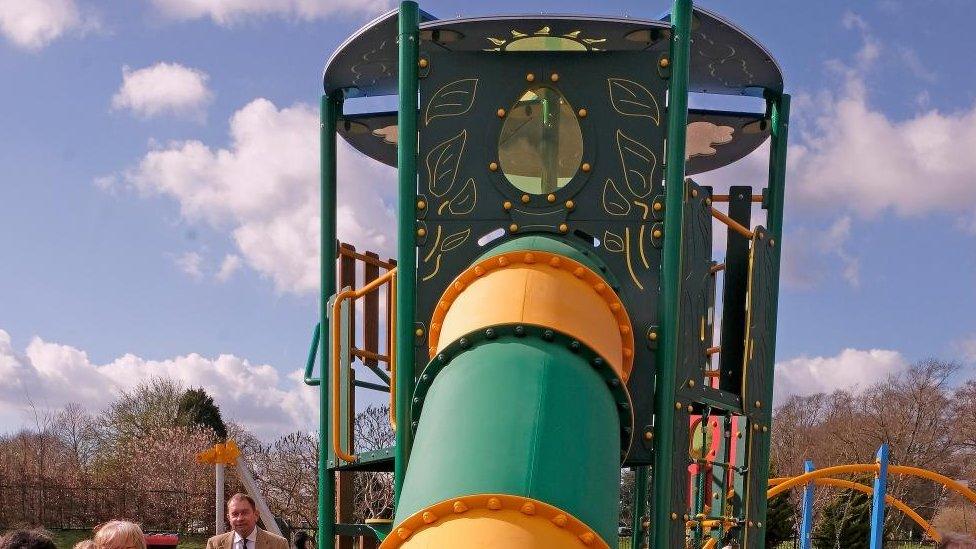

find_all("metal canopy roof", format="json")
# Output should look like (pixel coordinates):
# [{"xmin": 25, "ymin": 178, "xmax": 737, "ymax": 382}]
[
  {"xmin": 324, "ymin": 6, "xmax": 782, "ymax": 173},
  {"xmin": 337, "ymin": 108, "xmax": 770, "ymax": 176},
  {"xmin": 323, "ymin": 7, "xmax": 782, "ymax": 98}
]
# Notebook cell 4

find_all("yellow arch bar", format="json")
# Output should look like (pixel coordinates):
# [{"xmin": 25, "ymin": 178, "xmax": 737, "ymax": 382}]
[
  {"xmin": 767, "ymin": 464, "xmax": 976, "ymax": 507},
  {"xmin": 768, "ymin": 477, "xmax": 940, "ymax": 542}
]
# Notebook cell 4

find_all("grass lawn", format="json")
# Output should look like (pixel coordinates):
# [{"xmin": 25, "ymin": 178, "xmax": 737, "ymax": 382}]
[{"xmin": 1, "ymin": 529, "xmax": 210, "ymax": 549}]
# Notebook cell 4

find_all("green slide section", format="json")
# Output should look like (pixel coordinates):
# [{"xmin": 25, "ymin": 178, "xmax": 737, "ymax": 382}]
[{"xmin": 395, "ymin": 337, "xmax": 621, "ymax": 543}]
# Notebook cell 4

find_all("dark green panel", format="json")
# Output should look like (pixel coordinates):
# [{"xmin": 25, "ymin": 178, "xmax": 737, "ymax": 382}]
[
  {"xmin": 415, "ymin": 48, "xmax": 668, "ymax": 464},
  {"xmin": 396, "ymin": 335, "xmax": 621, "ymax": 543},
  {"xmin": 674, "ymin": 179, "xmax": 712, "ymax": 398},
  {"xmin": 719, "ymin": 186, "xmax": 753, "ymax": 395},
  {"xmin": 742, "ymin": 226, "xmax": 775, "ymax": 417}
]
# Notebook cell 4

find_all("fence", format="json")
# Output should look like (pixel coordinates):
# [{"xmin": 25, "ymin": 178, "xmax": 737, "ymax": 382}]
[{"xmin": 0, "ymin": 484, "xmax": 214, "ymax": 532}]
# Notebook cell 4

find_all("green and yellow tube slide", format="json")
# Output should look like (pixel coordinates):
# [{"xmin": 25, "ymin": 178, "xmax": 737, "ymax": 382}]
[{"xmin": 380, "ymin": 236, "xmax": 635, "ymax": 549}]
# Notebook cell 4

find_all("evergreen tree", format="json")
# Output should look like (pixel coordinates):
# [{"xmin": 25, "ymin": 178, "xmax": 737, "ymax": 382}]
[
  {"xmin": 812, "ymin": 488, "xmax": 872, "ymax": 549},
  {"xmin": 765, "ymin": 492, "xmax": 797, "ymax": 548},
  {"xmin": 176, "ymin": 387, "xmax": 228, "ymax": 440}
]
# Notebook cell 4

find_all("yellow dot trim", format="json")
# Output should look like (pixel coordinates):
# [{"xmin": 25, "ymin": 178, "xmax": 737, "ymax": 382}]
[{"xmin": 378, "ymin": 494, "xmax": 611, "ymax": 549}]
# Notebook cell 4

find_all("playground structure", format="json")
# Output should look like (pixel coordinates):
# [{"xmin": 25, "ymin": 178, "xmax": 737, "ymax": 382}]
[
  {"xmin": 305, "ymin": 0, "xmax": 794, "ymax": 547},
  {"xmin": 768, "ymin": 444, "xmax": 976, "ymax": 547},
  {"xmin": 197, "ymin": 441, "xmax": 284, "ymax": 538}
]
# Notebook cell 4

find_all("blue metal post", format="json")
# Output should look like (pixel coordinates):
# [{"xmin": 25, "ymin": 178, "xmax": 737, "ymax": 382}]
[
  {"xmin": 869, "ymin": 444, "xmax": 890, "ymax": 549},
  {"xmin": 799, "ymin": 460, "xmax": 815, "ymax": 549}
]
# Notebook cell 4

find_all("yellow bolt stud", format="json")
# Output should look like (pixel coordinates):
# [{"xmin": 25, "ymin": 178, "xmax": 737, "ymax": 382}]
[
  {"xmin": 503, "ymin": 200, "xmax": 512, "ymax": 210},
  {"xmin": 578, "ymin": 108, "xmax": 588, "ymax": 118},
  {"xmin": 565, "ymin": 199, "xmax": 575, "ymax": 209},
  {"xmin": 496, "ymin": 108, "xmax": 506, "ymax": 118},
  {"xmin": 547, "ymin": 193, "xmax": 556, "ymax": 203},
  {"xmin": 418, "ymin": 58, "xmax": 429, "ymax": 68},
  {"xmin": 416, "ymin": 227, "xmax": 427, "ymax": 237},
  {"xmin": 416, "ymin": 199, "xmax": 426, "ymax": 210},
  {"xmin": 415, "ymin": 327, "xmax": 424, "ymax": 337},
  {"xmin": 521, "ymin": 193, "xmax": 530, "ymax": 204},
  {"xmin": 755, "ymin": 400, "xmax": 762, "ymax": 408},
  {"xmin": 659, "ymin": 57, "xmax": 670, "ymax": 68},
  {"xmin": 762, "ymin": 426, "xmax": 769, "ymax": 432},
  {"xmin": 644, "ymin": 431, "xmax": 653, "ymax": 441},
  {"xmin": 487, "ymin": 497, "xmax": 502, "ymax": 510},
  {"xmin": 579, "ymin": 532, "xmax": 595, "ymax": 545},
  {"xmin": 422, "ymin": 511, "xmax": 437, "ymax": 524},
  {"xmin": 648, "ymin": 331, "xmax": 658, "ymax": 341},
  {"xmin": 526, "ymin": 73, "xmax": 535, "ymax": 82},
  {"xmin": 559, "ymin": 223, "xmax": 569, "ymax": 233},
  {"xmin": 396, "ymin": 528, "xmax": 412, "ymax": 541},
  {"xmin": 688, "ymin": 380, "xmax": 696, "ymax": 388},
  {"xmin": 581, "ymin": 162, "xmax": 591, "ymax": 172},
  {"xmin": 652, "ymin": 229, "xmax": 663, "ymax": 238},
  {"xmin": 520, "ymin": 502, "xmax": 536, "ymax": 515},
  {"xmin": 452, "ymin": 501, "xmax": 468, "ymax": 513},
  {"xmin": 670, "ymin": 513, "xmax": 678, "ymax": 520},
  {"xmin": 675, "ymin": 401, "xmax": 682, "ymax": 410},
  {"xmin": 509, "ymin": 223, "xmax": 519, "ymax": 233},
  {"xmin": 489, "ymin": 161, "xmax": 499, "ymax": 171},
  {"xmin": 551, "ymin": 514, "xmax": 568, "ymax": 527},
  {"xmin": 550, "ymin": 73, "xmax": 560, "ymax": 82},
  {"xmin": 653, "ymin": 201, "xmax": 663, "ymax": 211}
]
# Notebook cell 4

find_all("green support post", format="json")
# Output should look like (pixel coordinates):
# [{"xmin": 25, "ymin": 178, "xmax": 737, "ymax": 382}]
[
  {"xmin": 318, "ymin": 92, "xmax": 341, "ymax": 549},
  {"xmin": 652, "ymin": 0, "xmax": 692, "ymax": 546},
  {"xmin": 394, "ymin": 0, "xmax": 420, "ymax": 505},
  {"xmin": 631, "ymin": 466, "xmax": 648, "ymax": 549},
  {"xmin": 750, "ymin": 92, "xmax": 790, "ymax": 546}
]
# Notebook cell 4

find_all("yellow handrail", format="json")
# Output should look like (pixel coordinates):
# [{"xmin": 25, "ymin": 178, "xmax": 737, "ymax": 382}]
[{"xmin": 331, "ymin": 268, "xmax": 397, "ymax": 464}]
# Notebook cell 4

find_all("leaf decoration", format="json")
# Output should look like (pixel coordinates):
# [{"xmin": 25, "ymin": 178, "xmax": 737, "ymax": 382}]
[
  {"xmin": 426, "ymin": 130, "xmax": 466, "ymax": 197},
  {"xmin": 425, "ymin": 78, "xmax": 478, "ymax": 125},
  {"xmin": 440, "ymin": 228, "xmax": 471, "ymax": 252},
  {"xmin": 603, "ymin": 230, "xmax": 625, "ymax": 253},
  {"xmin": 447, "ymin": 178, "xmax": 477, "ymax": 215},
  {"xmin": 602, "ymin": 178, "xmax": 631, "ymax": 216},
  {"xmin": 617, "ymin": 129, "xmax": 657, "ymax": 198},
  {"xmin": 607, "ymin": 78, "xmax": 661, "ymax": 124}
]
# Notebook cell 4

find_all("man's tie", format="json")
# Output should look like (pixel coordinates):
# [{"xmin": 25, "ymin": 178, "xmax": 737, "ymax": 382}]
[{"xmin": 242, "ymin": 538, "xmax": 249, "ymax": 549}]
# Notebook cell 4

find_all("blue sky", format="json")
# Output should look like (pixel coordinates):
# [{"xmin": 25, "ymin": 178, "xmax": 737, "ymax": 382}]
[{"xmin": 1, "ymin": 0, "xmax": 974, "ymax": 439}]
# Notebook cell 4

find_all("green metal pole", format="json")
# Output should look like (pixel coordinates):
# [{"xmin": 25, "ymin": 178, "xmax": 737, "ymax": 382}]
[
  {"xmin": 631, "ymin": 466, "xmax": 648, "ymax": 549},
  {"xmin": 751, "ymin": 93, "xmax": 790, "ymax": 545},
  {"xmin": 394, "ymin": 0, "xmax": 420, "ymax": 506},
  {"xmin": 319, "ymin": 92, "xmax": 340, "ymax": 549},
  {"xmin": 653, "ymin": 0, "xmax": 692, "ymax": 547}
]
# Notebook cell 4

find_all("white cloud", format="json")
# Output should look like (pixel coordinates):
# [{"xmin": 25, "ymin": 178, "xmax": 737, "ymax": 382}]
[
  {"xmin": 0, "ymin": 329, "xmax": 316, "ymax": 439},
  {"xmin": 216, "ymin": 254, "xmax": 242, "ymax": 282},
  {"xmin": 774, "ymin": 348, "xmax": 909, "ymax": 403},
  {"xmin": 105, "ymin": 98, "xmax": 396, "ymax": 294},
  {"xmin": 174, "ymin": 251, "xmax": 204, "ymax": 279},
  {"xmin": 149, "ymin": 0, "xmax": 391, "ymax": 25},
  {"xmin": 112, "ymin": 62, "xmax": 214, "ymax": 120},
  {"xmin": 0, "ymin": 0, "xmax": 93, "ymax": 50}
]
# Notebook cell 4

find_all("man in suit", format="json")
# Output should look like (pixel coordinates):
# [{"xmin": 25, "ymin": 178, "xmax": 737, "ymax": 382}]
[{"xmin": 206, "ymin": 494, "xmax": 288, "ymax": 549}]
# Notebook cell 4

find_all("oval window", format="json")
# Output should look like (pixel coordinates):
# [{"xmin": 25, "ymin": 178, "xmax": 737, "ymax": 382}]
[{"xmin": 498, "ymin": 86, "xmax": 583, "ymax": 195}]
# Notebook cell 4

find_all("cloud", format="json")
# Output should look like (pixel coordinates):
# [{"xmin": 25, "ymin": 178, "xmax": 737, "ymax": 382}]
[
  {"xmin": 149, "ymin": 0, "xmax": 391, "ymax": 25},
  {"xmin": 0, "ymin": 329, "xmax": 316, "ymax": 440},
  {"xmin": 112, "ymin": 62, "xmax": 213, "ymax": 120},
  {"xmin": 774, "ymin": 348, "xmax": 909, "ymax": 403},
  {"xmin": 0, "ymin": 0, "xmax": 95, "ymax": 50},
  {"xmin": 216, "ymin": 254, "xmax": 242, "ymax": 282},
  {"xmin": 780, "ymin": 216, "xmax": 860, "ymax": 289},
  {"xmin": 174, "ymin": 251, "xmax": 204, "ymax": 279},
  {"xmin": 105, "ymin": 98, "xmax": 396, "ymax": 294}
]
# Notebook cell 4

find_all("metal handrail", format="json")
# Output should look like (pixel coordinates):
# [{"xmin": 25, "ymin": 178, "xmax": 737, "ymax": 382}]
[
  {"xmin": 303, "ymin": 323, "xmax": 321, "ymax": 386},
  {"xmin": 331, "ymin": 268, "xmax": 398, "ymax": 463}
]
